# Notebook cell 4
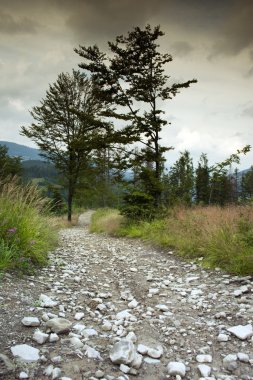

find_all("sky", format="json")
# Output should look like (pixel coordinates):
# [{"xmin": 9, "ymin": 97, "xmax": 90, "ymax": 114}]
[{"xmin": 0, "ymin": 0, "xmax": 253, "ymax": 169}]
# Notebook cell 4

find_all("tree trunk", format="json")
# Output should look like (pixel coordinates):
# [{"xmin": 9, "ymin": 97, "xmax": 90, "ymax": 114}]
[{"xmin": 67, "ymin": 181, "xmax": 74, "ymax": 222}]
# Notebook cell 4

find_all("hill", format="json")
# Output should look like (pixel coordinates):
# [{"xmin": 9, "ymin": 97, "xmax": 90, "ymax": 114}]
[
  {"xmin": 22, "ymin": 160, "xmax": 58, "ymax": 182},
  {"xmin": 0, "ymin": 141, "xmax": 43, "ymax": 161}
]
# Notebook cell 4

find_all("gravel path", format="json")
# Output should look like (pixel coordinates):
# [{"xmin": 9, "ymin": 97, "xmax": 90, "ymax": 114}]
[{"xmin": 0, "ymin": 212, "xmax": 253, "ymax": 380}]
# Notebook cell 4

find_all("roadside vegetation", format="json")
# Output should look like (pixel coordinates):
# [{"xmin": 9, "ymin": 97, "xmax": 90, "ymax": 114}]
[
  {"xmin": 90, "ymin": 206, "xmax": 253, "ymax": 275},
  {"xmin": 0, "ymin": 177, "xmax": 58, "ymax": 273}
]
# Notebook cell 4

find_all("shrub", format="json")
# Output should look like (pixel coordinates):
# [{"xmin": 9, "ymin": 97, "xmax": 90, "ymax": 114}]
[
  {"xmin": 0, "ymin": 177, "xmax": 57, "ymax": 272},
  {"xmin": 120, "ymin": 190, "xmax": 156, "ymax": 221}
]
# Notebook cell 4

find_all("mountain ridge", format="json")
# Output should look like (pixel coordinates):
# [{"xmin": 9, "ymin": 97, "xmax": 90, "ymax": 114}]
[{"xmin": 0, "ymin": 140, "xmax": 43, "ymax": 161}]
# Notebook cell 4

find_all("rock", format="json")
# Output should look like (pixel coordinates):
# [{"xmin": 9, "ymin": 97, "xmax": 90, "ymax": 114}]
[
  {"xmin": 110, "ymin": 339, "xmax": 136, "ymax": 365},
  {"xmin": 167, "ymin": 361, "xmax": 186, "ymax": 376},
  {"xmin": 84, "ymin": 345, "xmax": 102, "ymax": 360},
  {"xmin": 82, "ymin": 328, "xmax": 98, "ymax": 337},
  {"xmin": 125, "ymin": 331, "xmax": 137, "ymax": 343},
  {"xmin": 119, "ymin": 363, "xmax": 130, "ymax": 373},
  {"xmin": 74, "ymin": 312, "xmax": 84, "ymax": 320},
  {"xmin": 131, "ymin": 352, "xmax": 143, "ymax": 369},
  {"xmin": 39, "ymin": 294, "xmax": 58, "ymax": 308},
  {"xmin": 227, "ymin": 324, "xmax": 253, "ymax": 340},
  {"xmin": 49, "ymin": 333, "xmax": 59, "ymax": 342},
  {"xmin": 198, "ymin": 364, "xmax": 211, "ymax": 377},
  {"xmin": 237, "ymin": 352, "xmax": 249, "ymax": 362},
  {"xmin": 116, "ymin": 310, "xmax": 132, "ymax": 320},
  {"xmin": 144, "ymin": 357, "xmax": 160, "ymax": 364},
  {"xmin": 46, "ymin": 318, "xmax": 72, "ymax": 334},
  {"xmin": 137, "ymin": 344, "xmax": 149, "ymax": 355},
  {"xmin": 101, "ymin": 321, "xmax": 112, "ymax": 331},
  {"xmin": 44, "ymin": 365, "xmax": 54, "ymax": 376},
  {"xmin": 147, "ymin": 346, "xmax": 163, "ymax": 359},
  {"xmin": 22, "ymin": 317, "xmax": 40, "ymax": 327},
  {"xmin": 95, "ymin": 370, "xmax": 104, "ymax": 378},
  {"xmin": 155, "ymin": 304, "xmax": 169, "ymax": 312},
  {"xmin": 217, "ymin": 333, "xmax": 229, "ymax": 342},
  {"xmin": 19, "ymin": 372, "xmax": 29, "ymax": 379},
  {"xmin": 196, "ymin": 354, "xmax": 213, "ymax": 363},
  {"xmin": 33, "ymin": 329, "xmax": 49, "ymax": 344},
  {"xmin": 52, "ymin": 356, "xmax": 62, "ymax": 363},
  {"xmin": 52, "ymin": 367, "xmax": 61, "ymax": 379},
  {"xmin": 223, "ymin": 354, "xmax": 237, "ymax": 371},
  {"xmin": 128, "ymin": 299, "xmax": 138, "ymax": 309},
  {"xmin": 11, "ymin": 344, "xmax": 40, "ymax": 362},
  {"xmin": 70, "ymin": 337, "xmax": 84, "ymax": 349}
]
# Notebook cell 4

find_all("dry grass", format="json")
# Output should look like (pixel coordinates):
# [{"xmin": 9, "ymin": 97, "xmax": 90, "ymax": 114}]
[{"xmin": 90, "ymin": 208, "xmax": 124, "ymax": 235}]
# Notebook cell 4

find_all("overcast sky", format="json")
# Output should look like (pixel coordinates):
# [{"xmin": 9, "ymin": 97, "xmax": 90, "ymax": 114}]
[{"xmin": 0, "ymin": 0, "xmax": 252, "ymax": 169}]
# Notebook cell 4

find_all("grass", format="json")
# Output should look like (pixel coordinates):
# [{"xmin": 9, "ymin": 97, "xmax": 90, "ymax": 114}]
[
  {"xmin": 0, "ymin": 177, "xmax": 58, "ymax": 273},
  {"xmin": 90, "ymin": 205, "xmax": 253, "ymax": 275}
]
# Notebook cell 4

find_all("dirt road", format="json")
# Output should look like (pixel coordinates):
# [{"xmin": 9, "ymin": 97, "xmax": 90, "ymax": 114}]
[{"xmin": 0, "ymin": 212, "xmax": 253, "ymax": 379}]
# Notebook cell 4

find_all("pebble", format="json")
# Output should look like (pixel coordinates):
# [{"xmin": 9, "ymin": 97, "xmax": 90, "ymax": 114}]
[
  {"xmin": 196, "ymin": 354, "xmax": 213, "ymax": 363},
  {"xmin": 227, "ymin": 324, "xmax": 253, "ymax": 340},
  {"xmin": 22, "ymin": 317, "xmax": 40, "ymax": 327},
  {"xmin": 223, "ymin": 354, "xmax": 238, "ymax": 371},
  {"xmin": 39, "ymin": 294, "xmax": 58, "ymax": 307},
  {"xmin": 33, "ymin": 329, "xmax": 49, "ymax": 344},
  {"xmin": 45, "ymin": 318, "xmax": 72, "ymax": 334},
  {"xmin": 110, "ymin": 339, "xmax": 136, "ymax": 365},
  {"xmin": 167, "ymin": 361, "xmax": 186, "ymax": 377},
  {"xmin": 11, "ymin": 344, "xmax": 40, "ymax": 362}
]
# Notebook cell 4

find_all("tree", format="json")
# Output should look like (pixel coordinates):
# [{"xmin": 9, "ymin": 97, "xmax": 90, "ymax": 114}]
[
  {"xmin": 75, "ymin": 25, "xmax": 197, "ymax": 206},
  {"xmin": 0, "ymin": 145, "xmax": 22, "ymax": 179},
  {"xmin": 21, "ymin": 70, "xmax": 109, "ymax": 221},
  {"xmin": 195, "ymin": 153, "xmax": 210, "ymax": 204},
  {"xmin": 241, "ymin": 166, "xmax": 253, "ymax": 199},
  {"xmin": 166, "ymin": 151, "xmax": 194, "ymax": 206}
]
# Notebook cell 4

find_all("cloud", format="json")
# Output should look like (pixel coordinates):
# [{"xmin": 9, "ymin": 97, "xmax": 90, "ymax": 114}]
[
  {"xmin": 0, "ymin": 11, "xmax": 38, "ymax": 35},
  {"xmin": 8, "ymin": 98, "xmax": 26, "ymax": 112},
  {"xmin": 242, "ymin": 105, "xmax": 253, "ymax": 118},
  {"xmin": 170, "ymin": 41, "xmax": 194, "ymax": 57}
]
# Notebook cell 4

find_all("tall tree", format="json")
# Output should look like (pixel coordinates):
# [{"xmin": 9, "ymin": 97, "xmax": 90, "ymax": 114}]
[
  {"xmin": 241, "ymin": 166, "xmax": 253, "ymax": 199},
  {"xmin": 195, "ymin": 153, "xmax": 210, "ymax": 204},
  {"xmin": 75, "ymin": 25, "xmax": 197, "ymax": 205},
  {"xmin": 166, "ymin": 151, "xmax": 194, "ymax": 206},
  {"xmin": 21, "ymin": 70, "xmax": 109, "ymax": 221}
]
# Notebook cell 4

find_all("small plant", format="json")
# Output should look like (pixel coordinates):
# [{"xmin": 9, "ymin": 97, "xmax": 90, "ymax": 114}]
[{"xmin": 120, "ymin": 190, "xmax": 156, "ymax": 221}]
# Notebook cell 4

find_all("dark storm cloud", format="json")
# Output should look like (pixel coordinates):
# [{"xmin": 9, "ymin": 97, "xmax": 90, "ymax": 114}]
[{"xmin": 0, "ymin": 11, "xmax": 38, "ymax": 35}]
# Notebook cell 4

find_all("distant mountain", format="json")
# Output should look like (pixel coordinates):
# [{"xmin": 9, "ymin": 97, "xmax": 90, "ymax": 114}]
[
  {"xmin": 22, "ymin": 160, "xmax": 58, "ymax": 182},
  {"xmin": 0, "ymin": 141, "xmax": 43, "ymax": 161}
]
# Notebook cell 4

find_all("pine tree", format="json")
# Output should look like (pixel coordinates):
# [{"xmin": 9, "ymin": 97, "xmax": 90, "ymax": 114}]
[
  {"xmin": 241, "ymin": 166, "xmax": 253, "ymax": 199},
  {"xmin": 195, "ymin": 153, "xmax": 210, "ymax": 204},
  {"xmin": 75, "ymin": 25, "xmax": 197, "ymax": 206}
]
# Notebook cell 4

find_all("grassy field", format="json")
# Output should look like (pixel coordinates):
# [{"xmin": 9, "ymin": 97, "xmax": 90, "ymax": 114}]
[
  {"xmin": 90, "ymin": 205, "xmax": 253, "ymax": 275},
  {"xmin": 0, "ymin": 178, "xmax": 58, "ymax": 273}
]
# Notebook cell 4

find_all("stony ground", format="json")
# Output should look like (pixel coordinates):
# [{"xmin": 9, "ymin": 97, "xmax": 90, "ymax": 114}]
[{"xmin": 0, "ymin": 212, "xmax": 253, "ymax": 380}]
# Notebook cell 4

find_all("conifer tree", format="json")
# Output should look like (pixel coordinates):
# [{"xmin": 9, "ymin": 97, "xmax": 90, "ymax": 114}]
[
  {"xmin": 195, "ymin": 153, "xmax": 210, "ymax": 204},
  {"xmin": 75, "ymin": 25, "xmax": 197, "ymax": 205}
]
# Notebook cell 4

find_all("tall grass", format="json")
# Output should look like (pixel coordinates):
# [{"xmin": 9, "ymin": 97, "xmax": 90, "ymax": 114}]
[
  {"xmin": 90, "ymin": 206, "xmax": 253, "ymax": 275},
  {"xmin": 0, "ymin": 177, "xmax": 58, "ymax": 272}
]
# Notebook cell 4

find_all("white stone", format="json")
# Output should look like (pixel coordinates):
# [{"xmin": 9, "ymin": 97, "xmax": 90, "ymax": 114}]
[
  {"xmin": 101, "ymin": 321, "xmax": 112, "ymax": 331},
  {"xmin": 39, "ymin": 294, "xmax": 58, "ymax": 308},
  {"xmin": 49, "ymin": 333, "xmax": 59, "ymax": 342},
  {"xmin": 223, "ymin": 354, "xmax": 237, "ymax": 371},
  {"xmin": 128, "ymin": 299, "xmax": 138, "ymax": 309},
  {"xmin": 33, "ymin": 329, "xmax": 49, "ymax": 344},
  {"xmin": 137, "ymin": 344, "xmax": 149, "ymax": 355},
  {"xmin": 217, "ymin": 333, "xmax": 229, "ymax": 342},
  {"xmin": 155, "ymin": 304, "xmax": 169, "ymax": 312},
  {"xmin": 196, "ymin": 354, "xmax": 213, "ymax": 363},
  {"xmin": 11, "ymin": 344, "xmax": 40, "ymax": 362},
  {"xmin": 227, "ymin": 324, "xmax": 253, "ymax": 340},
  {"xmin": 74, "ymin": 312, "xmax": 84, "ymax": 320},
  {"xmin": 237, "ymin": 352, "xmax": 249, "ymax": 362},
  {"xmin": 44, "ymin": 365, "xmax": 54, "ymax": 376},
  {"xmin": 85, "ymin": 345, "xmax": 102, "ymax": 360},
  {"xmin": 116, "ymin": 310, "xmax": 132, "ymax": 320},
  {"xmin": 119, "ymin": 363, "xmax": 130, "ymax": 373},
  {"xmin": 149, "ymin": 288, "xmax": 159, "ymax": 295},
  {"xmin": 144, "ymin": 357, "xmax": 160, "ymax": 364},
  {"xmin": 130, "ymin": 267, "xmax": 137, "ymax": 272},
  {"xmin": 167, "ymin": 361, "xmax": 186, "ymax": 376},
  {"xmin": 46, "ymin": 318, "xmax": 72, "ymax": 334},
  {"xmin": 73, "ymin": 323, "xmax": 85, "ymax": 333},
  {"xmin": 60, "ymin": 378, "xmax": 72, "ymax": 380},
  {"xmin": 82, "ymin": 328, "xmax": 98, "ymax": 337},
  {"xmin": 147, "ymin": 346, "xmax": 163, "ymax": 359},
  {"xmin": 110, "ymin": 339, "xmax": 136, "ymax": 365},
  {"xmin": 125, "ymin": 331, "xmax": 137, "ymax": 343},
  {"xmin": 131, "ymin": 352, "xmax": 143, "ymax": 369},
  {"xmin": 19, "ymin": 372, "xmax": 29, "ymax": 379},
  {"xmin": 198, "ymin": 364, "xmax": 211, "ymax": 377},
  {"xmin": 70, "ymin": 337, "xmax": 84, "ymax": 349},
  {"xmin": 52, "ymin": 367, "xmax": 61, "ymax": 379},
  {"xmin": 22, "ymin": 317, "xmax": 40, "ymax": 327},
  {"xmin": 51, "ymin": 356, "xmax": 62, "ymax": 363}
]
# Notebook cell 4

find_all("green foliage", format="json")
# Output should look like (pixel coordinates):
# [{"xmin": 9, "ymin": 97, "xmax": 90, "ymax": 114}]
[
  {"xmin": 120, "ymin": 190, "xmax": 156, "ymax": 221},
  {"xmin": 195, "ymin": 153, "xmax": 210, "ymax": 204},
  {"xmin": 21, "ymin": 70, "xmax": 110, "ymax": 221},
  {"xmin": 0, "ymin": 145, "xmax": 22, "ymax": 179},
  {"xmin": 76, "ymin": 25, "xmax": 197, "ymax": 205},
  {"xmin": 90, "ymin": 205, "xmax": 253, "ymax": 275},
  {"xmin": 165, "ymin": 151, "xmax": 194, "ymax": 206},
  {"xmin": 0, "ymin": 178, "xmax": 57, "ymax": 273},
  {"xmin": 241, "ymin": 166, "xmax": 253, "ymax": 199}
]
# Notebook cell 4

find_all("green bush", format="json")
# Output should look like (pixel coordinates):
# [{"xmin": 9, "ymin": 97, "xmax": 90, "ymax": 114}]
[
  {"xmin": 120, "ymin": 190, "xmax": 156, "ymax": 221},
  {"xmin": 0, "ymin": 177, "xmax": 58, "ymax": 273}
]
